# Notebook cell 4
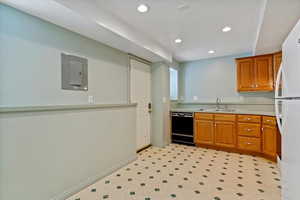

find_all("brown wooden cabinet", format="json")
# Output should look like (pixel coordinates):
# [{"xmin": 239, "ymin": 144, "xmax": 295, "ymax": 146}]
[
  {"xmin": 237, "ymin": 115, "xmax": 262, "ymax": 153},
  {"xmin": 238, "ymin": 123, "xmax": 261, "ymax": 137},
  {"xmin": 236, "ymin": 54, "xmax": 276, "ymax": 92},
  {"xmin": 194, "ymin": 113, "xmax": 280, "ymax": 162},
  {"xmin": 262, "ymin": 116, "xmax": 278, "ymax": 158},
  {"xmin": 194, "ymin": 119, "xmax": 214, "ymax": 145},
  {"xmin": 238, "ymin": 136, "xmax": 261, "ymax": 152},
  {"xmin": 236, "ymin": 58, "xmax": 255, "ymax": 91},
  {"xmin": 273, "ymin": 52, "xmax": 282, "ymax": 84},
  {"xmin": 254, "ymin": 55, "xmax": 274, "ymax": 91},
  {"xmin": 214, "ymin": 121, "xmax": 236, "ymax": 148},
  {"xmin": 194, "ymin": 113, "xmax": 236, "ymax": 149}
]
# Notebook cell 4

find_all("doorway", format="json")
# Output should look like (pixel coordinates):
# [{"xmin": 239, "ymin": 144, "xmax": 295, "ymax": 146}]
[{"xmin": 130, "ymin": 58, "xmax": 151, "ymax": 150}]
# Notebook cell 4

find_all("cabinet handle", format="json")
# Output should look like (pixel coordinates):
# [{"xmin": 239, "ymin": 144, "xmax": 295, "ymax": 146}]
[
  {"xmin": 247, "ymin": 118, "xmax": 252, "ymax": 120},
  {"xmin": 246, "ymin": 142, "xmax": 252, "ymax": 145},
  {"xmin": 246, "ymin": 129, "xmax": 252, "ymax": 132},
  {"xmin": 266, "ymin": 120, "xmax": 271, "ymax": 122}
]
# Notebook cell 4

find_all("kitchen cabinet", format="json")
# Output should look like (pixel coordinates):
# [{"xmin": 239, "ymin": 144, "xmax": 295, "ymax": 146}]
[
  {"xmin": 194, "ymin": 119, "xmax": 214, "ymax": 145},
  {"xmin": 194, "ymin": 113, "xmax": 236, "ymax": 148},
  {"xmin": 238, "ymin": 136, "xmax": 261, "ymax": 152},
  {"xmin": 214, "ymin": 121, "xmax": 236, "ymax": 148},
  {"xmin": 194, "ymin": 113, "xmax": 280, "ymax": 162},
  {"xmin": 236, "ymin": 58, "xmax": 255, "ymax": 91},
  {"xmin": 262, "ymin": 116, "xmax": 278, "ymax": 158},
  {"xmin": 237, "ymin": 115, "xmax": 262, "ymax": 153},
  {"xmin": 238, "ymin": 123, "xmax": 261, "ymax": 137},
  {"xmin": 236, "ymin": 54, "xmax": 274, "ymax": 92},
  {"xmin": 273, "ymin": 52, "xmax": 282, "ymax": 84},
  {"xmin": 255, "ymin": 55, "xmax": 274, "ymax": 91},
  {"xmin": 238, "ymin": 115, "xmax": 261, "ymax": 123}
]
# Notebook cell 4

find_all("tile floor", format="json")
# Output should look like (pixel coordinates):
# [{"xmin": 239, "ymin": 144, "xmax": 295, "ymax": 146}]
[{"xmin": 67, "ymin": 144, "xmax": 281, "ymax": 200}]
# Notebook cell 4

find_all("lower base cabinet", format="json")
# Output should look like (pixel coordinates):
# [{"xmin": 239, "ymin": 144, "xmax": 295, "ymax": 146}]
[
  {"xmin": 237, "ymin": 136, "xmax": 261, "ymax": 152},
  {"xmin": 262, "ymin": 124, "xmax": 277, "ymax": 157},
  {"xmin": 194, "ymin": 119, "xmax": 214, "ymax": 145},
  {"xmin": 194, "ymin": 113, "xmax": 279, "ymax": 161},
  {"xmin": 214, "ymin": 121, "xmax": 236, "ymax": 148}
]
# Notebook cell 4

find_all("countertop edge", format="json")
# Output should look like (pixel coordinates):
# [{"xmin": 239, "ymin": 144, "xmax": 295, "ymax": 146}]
[
  {"xmin": 0, "ymin": 103, "xmax": 138, "ymax": 114},
  {"xmin": 177, "ymin": 102, "xmax": 274, "ymax": 105},
  {"xmin": 170, "ymin": 109, "xmax": 276, "ymax": 116}
]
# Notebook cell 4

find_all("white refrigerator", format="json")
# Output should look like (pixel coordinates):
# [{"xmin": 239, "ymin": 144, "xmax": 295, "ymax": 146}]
[{"xmin": 275, "ymin": 19, "xmax": 300, "ymax": 200}]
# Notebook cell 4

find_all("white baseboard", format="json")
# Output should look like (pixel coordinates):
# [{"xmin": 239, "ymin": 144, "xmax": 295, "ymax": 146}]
[{"xmin": 50, "ymin": 154, "xmax": 137, "ymax": 200}]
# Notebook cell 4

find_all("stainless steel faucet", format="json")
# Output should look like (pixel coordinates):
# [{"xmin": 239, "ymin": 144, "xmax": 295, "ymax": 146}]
[{"xmin": 216, "ymin": 97, "xmax": 221, "ymax": 110}]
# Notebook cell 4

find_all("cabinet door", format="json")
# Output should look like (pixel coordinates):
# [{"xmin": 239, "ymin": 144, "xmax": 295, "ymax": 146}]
[
  {"xmin": 273, "ymin": 52, "xmax": 282, "ymax": 84},
  {"xmin": 262, "ymin": 125, "xmax": 277, "ymax": 157},
  {"xmin": 194, "ymin": 119, "xmax": 214, "ymax": 145},
  {"xmin": 254, "ymin": 55, "xmax": 274, "ymax": 91},
  {"xmin": 236, "ymin": 58, "xmax": 255, "ymax": 91},
  {"xmin": 214, "ymin": 121, "xmax": 236, "ymax": 148}
]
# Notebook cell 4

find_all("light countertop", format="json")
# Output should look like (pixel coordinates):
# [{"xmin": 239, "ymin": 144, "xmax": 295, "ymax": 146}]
[{"xmin": 171, "ymin": 108, "xmax": 275, "ymax": 116}]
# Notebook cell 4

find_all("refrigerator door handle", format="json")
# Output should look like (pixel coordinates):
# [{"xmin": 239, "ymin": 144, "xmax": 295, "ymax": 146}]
[
  {"xmin": 275, "ymin": 63, "xmax": 283, "ymax": 99},
  {"xmin": 275, "ymin": 99, "xmax": 284, "ymax": 135}
]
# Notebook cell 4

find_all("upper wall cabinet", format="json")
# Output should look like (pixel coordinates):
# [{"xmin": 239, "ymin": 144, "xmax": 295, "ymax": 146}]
[
  {"xmin": 236, "ymin": 58, "xmax": 255, "ymax": 91},
  {"xmin": 255, "ymin": 55, "xmax": 274, "ymax": 91},
  {"xmin": 273, "ymin": 52, "xmax": 282, "ymax": 84},
  {"xmin": 236, "ymin": 53, "xmax": 281, "ymax": 92}
]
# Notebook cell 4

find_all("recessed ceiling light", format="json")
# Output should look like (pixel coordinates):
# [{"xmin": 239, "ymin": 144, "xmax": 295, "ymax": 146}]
[
  {"xmin": 178, "ymin": 3, "xmax": 190, "ymax": 11},
  {"xmin": 208, "ymin": 50, "xmax": 215, "ymax": 54},
  {"xmin": 137, "ymin": 4, "xmax": 149, "ymax": 13},
  {"xmin": 175, "ymin": 38, "xmax": 182, "ymax": 44},
  {"xmin": 222, "ymin": 26, "xmax": 232, "ymax": 32}
]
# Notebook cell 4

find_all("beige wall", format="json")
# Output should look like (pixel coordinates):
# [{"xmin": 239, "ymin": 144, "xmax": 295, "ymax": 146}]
[
  {"xmin": 0, "ymin": 106, "xmax": 136, "ymax": 200},
  {"xmin": 179, "ymin": 53, "xmax": 275, "ymax": 104},
  {"xmin": 0, "ymin": 5, "xmax": 137, "ymax": 200},
  {"xmin": 0, "ymin": 4, "xmax": 129, "ymax": 107},
  {"xmin": 151, "ymin": 62, "xmax": 171, "ymax": 147}
]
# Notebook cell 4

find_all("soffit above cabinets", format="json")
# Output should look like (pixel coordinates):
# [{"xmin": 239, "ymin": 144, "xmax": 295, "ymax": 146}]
[
  {"xmin": 254, "ymin": 0, "xmax": 300, "ymax": 55},
  {"xmin": 0, "ymin": 0, "xmax": 172, "ymax": 63}
]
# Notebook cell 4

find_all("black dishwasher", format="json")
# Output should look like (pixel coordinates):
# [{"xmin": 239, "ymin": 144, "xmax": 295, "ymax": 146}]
[{"xmin": 171, "ymin": 112, "xmax": 194, "ymax": 146}]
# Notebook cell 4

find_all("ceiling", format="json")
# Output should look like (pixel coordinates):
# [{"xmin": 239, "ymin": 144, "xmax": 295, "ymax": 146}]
[
  {"xmin": 254, "ymin": 0, "xmax": 300, "ymax": 55},
  {"xmin": 0, "ymin": 0, "xmax": 172, "ymax": 62},
  {"xmin": 97, "ymin": 0, "xmax": 263, "ymax": 61},
  {"xmin": 1, "ymin": 0, "xmax": 300, "ymax": 63}
]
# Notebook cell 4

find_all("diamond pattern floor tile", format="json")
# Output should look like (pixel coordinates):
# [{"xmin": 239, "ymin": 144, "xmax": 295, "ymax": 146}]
[{"xmin": 66, "ymin": 144, "xmax": 281, "ymax": 200}]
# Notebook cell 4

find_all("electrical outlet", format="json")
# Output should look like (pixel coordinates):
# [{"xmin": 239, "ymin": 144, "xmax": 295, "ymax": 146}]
[
  {"xmin": 88, "ymin": 96, "xmax": 95, "ymax": 104},
  {"xmin": 193, "ymin": 96, "xmax": 198, "ymax": 101},
  {"xmin": 162, "ymin": 97, "xmax": 167, "ymax": 103}
]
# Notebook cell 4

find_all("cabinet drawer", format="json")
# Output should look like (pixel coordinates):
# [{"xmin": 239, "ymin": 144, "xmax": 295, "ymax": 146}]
[
  {"xmin": 238, "ymin": 115, "xmax": 261, "ymax": 123},
  {"xmin": 238, "ymin": 123, "xmax": 261, "ymax": 137},
  {"xmin": 238, "ymin": 136, "xmax": 261, "ymax": 152},
  {"xmin": 263, "ymin": 116, "xmax": 276, "ymax": 126},
  {"xmin": 195, "ymin": 113, "xmax": 213, "ymax": 120},
  {"xmin": 214, "ymin": 114, "xmax": 236, "ymax": 122}
]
